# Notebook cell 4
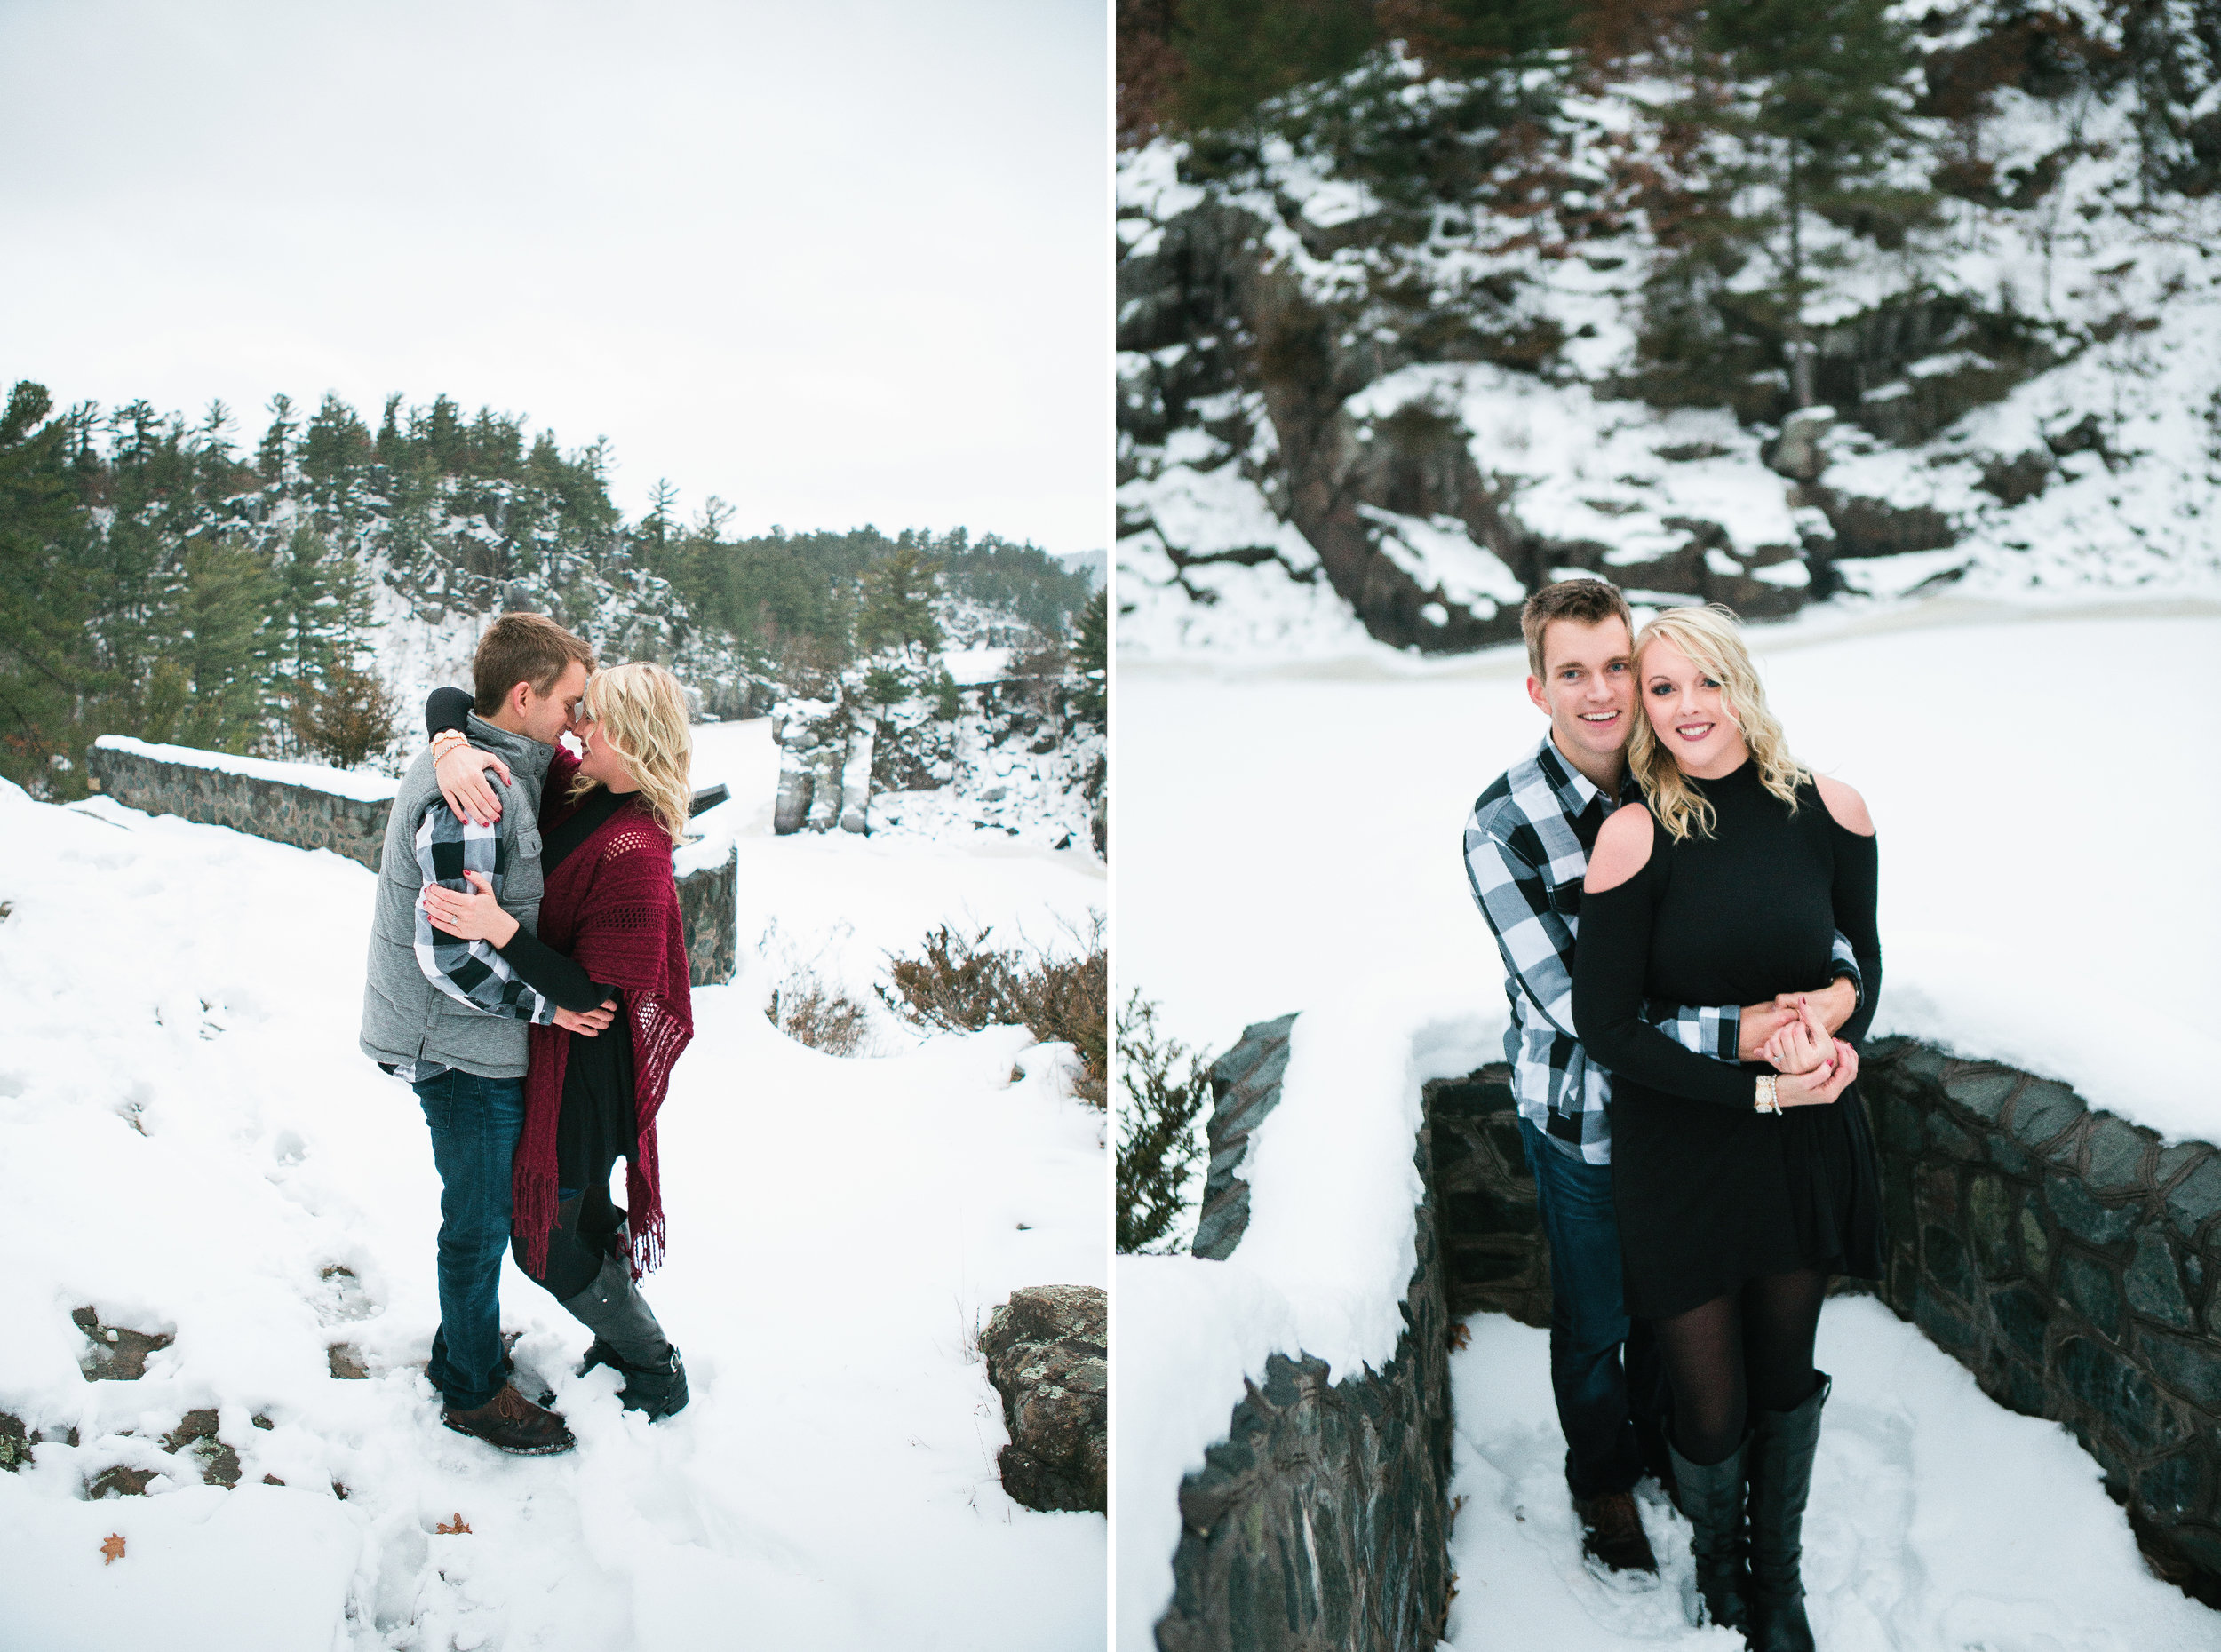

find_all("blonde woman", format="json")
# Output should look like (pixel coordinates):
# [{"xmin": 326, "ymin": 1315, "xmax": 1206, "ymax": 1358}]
[
  {"xmin": 422, "ymin": 663, "xmax": 697, "ymax": 1421},
  {"xmin": 1570, "ymin": 605, "xmax": 1880, "ymax": 1652}
]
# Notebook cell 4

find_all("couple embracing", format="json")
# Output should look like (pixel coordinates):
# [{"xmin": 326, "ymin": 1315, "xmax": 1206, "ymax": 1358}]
[
  {"xmin": 1464, "ymin": 579, "xmax": 1883, "ymax": 1652},
  {"xmin": 358, "ymin": 613, "xmax": 701, "ymax": 1455}
]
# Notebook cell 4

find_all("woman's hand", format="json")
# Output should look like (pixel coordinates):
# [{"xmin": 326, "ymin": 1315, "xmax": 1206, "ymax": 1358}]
[
  {"xmin": 1762, "ymin": 994, "xmax": 1835, "ymax": 1076},
  {"xmin": 1776, "ymin": 1039, "xmax": 1859, "ymax": 1108},
  {"xmin": 419, "ymin": 870, "xmax": 519, "ymax": 948},
  {"xmin": 435, "ymin": 741, "xmax": 513, "ymax": 827}
]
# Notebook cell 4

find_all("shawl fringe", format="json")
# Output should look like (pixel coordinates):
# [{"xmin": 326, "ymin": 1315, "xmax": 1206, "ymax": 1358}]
[{"xmin": 512, "ymin": 792, "xmax": 694, "ymax": 1280}]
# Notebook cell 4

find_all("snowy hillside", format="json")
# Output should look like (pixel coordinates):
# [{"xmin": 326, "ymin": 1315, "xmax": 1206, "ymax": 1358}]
[
  {"xmin": 1118, "ymin": 16, "xmax": 2221, "ymax": 660},
  {"xmin": 0, "ymin": 723, "xmax": 1106, "ymax": 1650}
]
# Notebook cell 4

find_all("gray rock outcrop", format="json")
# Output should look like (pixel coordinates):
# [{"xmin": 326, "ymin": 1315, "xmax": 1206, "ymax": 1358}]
[{"xmin": 981, "ymin": 1283, "xmax": 1107, "ymax": 1514}]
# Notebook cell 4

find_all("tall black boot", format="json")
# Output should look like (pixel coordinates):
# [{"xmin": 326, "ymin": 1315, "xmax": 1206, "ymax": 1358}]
[
  {"xmin": 560, "ymin": 1251, "xmax": 689, "ymax": 1420},
  {"xmin": 1746, "ymin": 1374, "xmax": 1829, "ymax": 1652},
  {"xmin": 1667, "ymin": 1434, "xmax": 1750, "ymax": 1634}
]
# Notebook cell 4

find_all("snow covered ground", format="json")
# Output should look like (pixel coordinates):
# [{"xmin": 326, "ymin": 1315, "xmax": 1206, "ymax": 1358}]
[
  {"xmin": 689, "ymin": 718, "xmax": 1106, "ymax": 1040},
  {"xmin": 0, "ymin": 718, "xmax": 1106, "ymax": 1650},
  {"xmin": 1445, "ymin": 1299, "xmax": 2219, "ymax": 1650},
  {"xmin": 1113, "ymin": 602, "xmax": 2221, "ymax": 1646}
]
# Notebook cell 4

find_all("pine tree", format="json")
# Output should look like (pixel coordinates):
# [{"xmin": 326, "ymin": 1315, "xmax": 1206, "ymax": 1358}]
[
  {"xmin": 256, "ymin": 393, "xmax": 299, "ymax": 484},
  {"xmin": 854, "ymin": 544, "xmax": 943, "ymax": 663},
  {"xmin": 1171, "ymin": 0, "xmax": 1379, "ymax": 131},
  {"xmin": 270, "ymin": 524, "xmax": 334, "ymax": 747},
  {"xmin": 643, "ymin": 478, "xmax": 679, "ymax": 549},
  {"xmin": 1073, "ymin": 587, "xmax": 1107, "ymax": 726},
  {"xmin": 267, "ymin": 524, "xmax": 382, "ymax": 751},
  {"xmin": 0, "ymin": 382, "xmax": 95, "ymax": 794},
  {"xmin": 1115, "ymin": 992, "xmax": 1213, "ymax": 1254},
  {"xmin": 292, "ymin": 663, "xmax": 398, "ymax": 769},
  {"xmin": 1691, "ymin": 0, "xmax": 1927, "ymax": 405},
  {"xmin": 173, "ymin": 539, "xmax": 278, "ymax": 752}
]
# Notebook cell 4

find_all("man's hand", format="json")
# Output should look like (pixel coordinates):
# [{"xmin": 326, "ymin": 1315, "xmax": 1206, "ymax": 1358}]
[
  {"xmin": 1739, "ymin": 973, "xmax": 1859, "ymax": 1059},
  {"xmin": 435, "ymin": 740, "xmax": 513, "ymax": 827},
  {"xmin": 1737, "ymin": 1000, "xmax": 1798, "ymax": 1060},
  {"xmin": 1786, "ymin": 974, "xmax": 1859, "ymax": 1036},
  {"xmin": 552, "ymin": 999, "xmax": 618, "ymax": 1037}
]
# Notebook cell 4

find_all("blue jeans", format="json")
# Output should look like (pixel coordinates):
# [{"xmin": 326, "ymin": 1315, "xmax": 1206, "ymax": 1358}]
[
  {"xmin": 1519, "ymin": 1116, "xmax": 1659, "ymax": 1497},
  {"xmin": 416, "ymin": 1068, "xmax": 526, "ymax": 1410}
]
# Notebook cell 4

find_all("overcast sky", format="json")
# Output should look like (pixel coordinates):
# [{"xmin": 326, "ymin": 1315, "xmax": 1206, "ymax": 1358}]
[{"xmin": 0, "ymin": 0, "xmax": 1109, "ymax": 556}]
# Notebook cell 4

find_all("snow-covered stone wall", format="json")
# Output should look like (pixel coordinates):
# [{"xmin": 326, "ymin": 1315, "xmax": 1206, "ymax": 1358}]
[
  {"xmin": 1860, "ymin": 1036, "xmax": 2221, "ymax": 1603},
  {"xmin": 87, "ymin": 737, "xmax": 397, "ymax": 871},
  {"xmin": 85, "ymin": 739, "xmax": 738, "ymax": 988},
  {"xmin": 1158, "ymin": 1017, "xmax": 2221, "ymax": 1633},
  {"xmin": 1159, "ymin": 1014, "xmax": 1455, "ymax": 1652}
]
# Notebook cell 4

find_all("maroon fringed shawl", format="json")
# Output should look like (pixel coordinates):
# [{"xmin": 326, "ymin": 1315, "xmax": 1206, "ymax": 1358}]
[{"xmin": 512, "ymin": 780, "xmax": 694, "ymax": 1279}]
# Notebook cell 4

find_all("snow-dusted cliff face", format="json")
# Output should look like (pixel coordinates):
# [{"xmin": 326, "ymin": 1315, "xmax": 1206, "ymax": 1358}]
[{"xmin": 1118, "ymin": 11, "xmax": 2221, "ymax": 662}]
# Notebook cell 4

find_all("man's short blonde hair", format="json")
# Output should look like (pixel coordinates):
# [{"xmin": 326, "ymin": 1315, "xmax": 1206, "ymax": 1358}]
[
  {"xmin": 473, "ymin": 613, "xmax": 595, "ymax": 716},
  {"xmin": 1520, "ymin": 579, "xmax": 1635, "ymax": 678}
]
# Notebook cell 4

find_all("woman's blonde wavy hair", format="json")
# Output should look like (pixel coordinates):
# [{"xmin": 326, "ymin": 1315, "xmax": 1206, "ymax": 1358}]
[
  {"xmin": 568, "ymin": 662, "xmax": 694, "ymax": 844},
  {"xmin": 1628, "ymin": 604, "xmax": 1810, "ymax": 842}
]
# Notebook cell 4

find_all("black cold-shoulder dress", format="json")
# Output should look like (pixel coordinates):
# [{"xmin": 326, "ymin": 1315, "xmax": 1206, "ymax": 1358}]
[{"xmin": 1571, "ymin": 759, "xmax": 1884, "ymax": 1322}]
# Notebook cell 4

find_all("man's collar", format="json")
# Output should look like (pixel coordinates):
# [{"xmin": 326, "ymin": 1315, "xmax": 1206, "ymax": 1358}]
[
  {"xmin": 466, "ymin": 712, "xmax": 556, "ymax": 780},
  {"xmin": 1532, "ymin": 733, "xmax": 1628, "ymax": 814}
]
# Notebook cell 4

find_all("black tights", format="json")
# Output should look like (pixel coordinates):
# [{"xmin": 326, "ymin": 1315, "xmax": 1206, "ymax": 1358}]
[
  {"xmin": 513, "ymin": 1184, "xmax": 625, "ymax": 1302},
  {"xmin": 1652, "ymin": 1267, "xmax": 1828, "ymax": 1465}
]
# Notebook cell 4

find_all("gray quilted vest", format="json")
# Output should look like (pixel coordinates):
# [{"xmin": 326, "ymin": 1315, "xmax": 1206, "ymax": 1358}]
[{"xmin": 358, "ymin": 716, "xmax": 555, "ymax": 1078}]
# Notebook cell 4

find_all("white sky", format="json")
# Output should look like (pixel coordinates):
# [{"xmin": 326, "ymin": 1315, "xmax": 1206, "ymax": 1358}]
[{"xmin": 0, "ymin": 0, "xmax": 1109, "ymax": 556}]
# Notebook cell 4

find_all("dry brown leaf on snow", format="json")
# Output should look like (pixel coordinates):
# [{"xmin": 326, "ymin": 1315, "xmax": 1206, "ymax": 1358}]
[
  {"xmin": 436, "ymin": 1514, "xmax": 471, "ymax": 1535},
  {"xmin": 100, "ymin": 1533, "xmax": 126, "ymax": 1565}
]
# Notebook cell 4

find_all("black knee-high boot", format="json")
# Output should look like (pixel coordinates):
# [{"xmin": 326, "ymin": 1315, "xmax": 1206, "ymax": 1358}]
[
  {"xmin": 1746, "ymin": 1374, "xmax": 1829, "ymax": 1652},
  {"xmin": 1667, "ymin": 1434, "xmax": 1750, "ymax": 1633},
  {"xmin": 561, "ymin": 1250, "xmax": 689, "ymax": 1420}
]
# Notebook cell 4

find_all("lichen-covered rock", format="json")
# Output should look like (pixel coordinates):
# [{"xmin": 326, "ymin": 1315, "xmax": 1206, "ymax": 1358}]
[{"xmin": 981, "ymin": 1284, "xmax": 1106, "ymax": 1514}]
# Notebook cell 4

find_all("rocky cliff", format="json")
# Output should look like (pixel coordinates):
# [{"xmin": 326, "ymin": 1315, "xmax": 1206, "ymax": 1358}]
[{"xmin": 1118, "ymin": 9, "xmax": 2221, "ymax": 657}]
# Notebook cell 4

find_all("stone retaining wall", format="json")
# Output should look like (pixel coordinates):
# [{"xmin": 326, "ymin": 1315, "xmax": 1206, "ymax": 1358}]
[
  {"xmin": 1163, "ymin": 1022, "xmax": 2221, "ymax": 1628},
  {"xmin": 88, "ymin": 739, "xmax": 393, "ymax": 870},
  {"xmin": 86, "ymin": 740, "xmax": 738, "ymax": 989},
  {"xmin": 1859, "ymin": 1037, "xmax": 2221, "ymax": 1600},
  {"xmin": 1158, "ymin": 1015, "xmax": 1454, "ymax": 1652},
  {"xmin": 1424, "ymin": 1063, "xmax": 1550, "ymax": 1330},
  {"xmin": 673, "ymin": 846, "xmax": 738, "ymax": 989}
]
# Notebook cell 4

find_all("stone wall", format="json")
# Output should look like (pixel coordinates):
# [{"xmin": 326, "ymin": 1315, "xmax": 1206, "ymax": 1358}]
[
  {"xmin": 1163, "ymin": 1023, "xmax": 2221, "ymax": 1629},
  {"xmin": 673, "ymin": 847, "xmax": 737, "ymax": 988},
  {"xmin": 1158, "ymin": 1015, "xmax": 1455, "ymax": 1652},
  {"xmin": 1859, "ymin": 1037, "xmax": 2221, "ymax": 1601},
  {"xmin": 86, "ymin": 740, "xmax": 738, "ymax": 989},
  {"xmin": 88, "ymin": 739, "xmax": 393, "ymax": 871},
  {"xmin": 1423, "ymin": 1064, "xmax": 1551, "ymax": 1330}
]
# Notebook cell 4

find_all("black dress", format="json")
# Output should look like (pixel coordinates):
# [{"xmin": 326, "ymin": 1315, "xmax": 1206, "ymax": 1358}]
[{"xmin": 1571, "ymin": 759, "xmax": 1883, "ymax": 1322}]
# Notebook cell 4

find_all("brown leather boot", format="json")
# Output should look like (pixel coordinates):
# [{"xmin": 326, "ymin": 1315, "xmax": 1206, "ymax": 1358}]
[
  {"xmin": 442, "ymin": 1384, "xmax": 576, "ymax": 1455},
  {"xmin": 1573, "ymin": 1489, "xmax": 1660, "ymax": 1574}
]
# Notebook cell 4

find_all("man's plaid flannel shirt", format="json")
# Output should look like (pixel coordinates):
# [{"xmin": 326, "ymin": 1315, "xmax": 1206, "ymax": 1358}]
[
  {"xmin": 1462, "ymin": 735, "xmax": 1861, "ymax": 1165},
  {"xmin": 395, "ymin": 804, "xmax": 554, "ymax": 1081}
]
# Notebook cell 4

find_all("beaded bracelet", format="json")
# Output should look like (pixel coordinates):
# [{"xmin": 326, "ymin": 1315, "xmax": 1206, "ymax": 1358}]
[{"xmin": 1755, "ymin": 1074, "xmax": 1781, "ymax": 1115}]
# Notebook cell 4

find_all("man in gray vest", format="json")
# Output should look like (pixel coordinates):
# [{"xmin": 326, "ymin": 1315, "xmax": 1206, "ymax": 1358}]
[{"xmin": 361, "ymin": 613, "xmax": 598, "ymax": 1454}]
